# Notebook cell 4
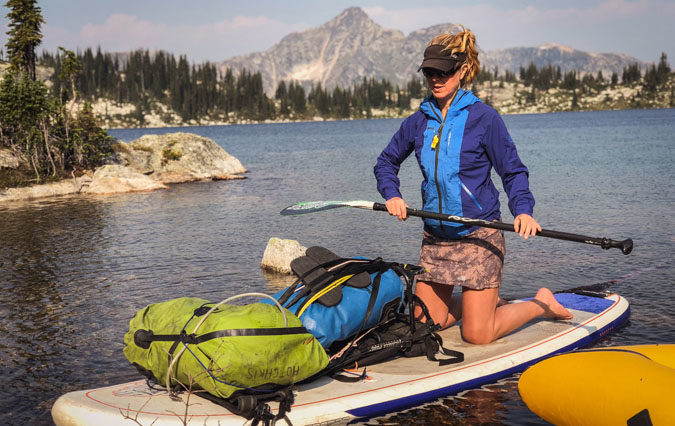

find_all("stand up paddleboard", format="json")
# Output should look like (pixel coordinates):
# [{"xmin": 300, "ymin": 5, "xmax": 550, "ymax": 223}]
[{"xmin": 52, "ymin": 291, "xmax": 629, "ymax": 426}]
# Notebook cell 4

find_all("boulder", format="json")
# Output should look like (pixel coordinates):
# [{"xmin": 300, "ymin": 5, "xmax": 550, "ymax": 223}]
[
  {"xmin": 83, "ymin": 165, "xmax": 167, "ymax": 194},
  {"xmin": 261, "ymin": 238, "xmax": 307, "ymax": 274},
  {"xmin": 0, "ymin": 148, "xmax": 21, "ymax": 169},
  {"xmin": 113, "ymin": 132, "xmax": 246, "ymax": 184},
  {"xmin": 0, "ymin": 133, "xmax": 246, "ymax": 203}
]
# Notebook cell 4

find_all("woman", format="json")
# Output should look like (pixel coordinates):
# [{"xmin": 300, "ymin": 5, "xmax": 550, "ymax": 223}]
[{"xmin": 374, "ymin": 26, "xmax": 572, "ymax": 345}]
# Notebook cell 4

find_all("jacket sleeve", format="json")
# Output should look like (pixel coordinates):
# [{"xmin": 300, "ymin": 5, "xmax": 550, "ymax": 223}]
[
  {"xmin": 483, "ymin": 111, "xmax": 535, "ymax": 217},
  {"xmin": 374, "ymin": 116, "xmax": 417, "ymax": 201}
]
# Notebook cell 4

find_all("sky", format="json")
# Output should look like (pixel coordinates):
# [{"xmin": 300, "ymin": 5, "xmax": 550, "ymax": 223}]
[{"xmin": 0, "ymin": 0, "xmax": 673, "ymax": 64}]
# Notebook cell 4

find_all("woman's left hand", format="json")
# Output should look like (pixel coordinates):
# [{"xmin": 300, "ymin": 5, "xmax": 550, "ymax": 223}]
[{"xmin": 513, "ymin": 214, "xmax": 542, "ymax": 240}]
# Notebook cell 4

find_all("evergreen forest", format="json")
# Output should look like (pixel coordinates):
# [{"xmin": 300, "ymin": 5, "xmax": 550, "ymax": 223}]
[
  {"xmin": 36, "ymin": 46, "xmax": 673, "ymax": 126},
  {"xmin": 0, "ymin": 0, "xmax": 112, "ymax": 188},
  {"xmin": 38, "ymin": 48, "xmax": 429, "ymax": 123}
]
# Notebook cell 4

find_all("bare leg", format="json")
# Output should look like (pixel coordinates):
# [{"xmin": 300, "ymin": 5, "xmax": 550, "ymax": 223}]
[
  {"xmin": 461, "ymin": 287, "xmax": 573, "ymax": 345},
  {"xmin": 414, "ymin": 280, "xmax": 462, "ymax": 328}
]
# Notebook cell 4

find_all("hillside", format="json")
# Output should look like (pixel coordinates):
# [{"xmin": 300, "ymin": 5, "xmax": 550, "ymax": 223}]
[{"xmin": 81, "ymin": 76, "xmax": 673, "ymax": 128}]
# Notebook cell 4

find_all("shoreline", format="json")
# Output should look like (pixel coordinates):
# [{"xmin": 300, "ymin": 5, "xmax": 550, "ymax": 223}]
[
  {"xmin": 97, "ymin": 77, "xmax": 673, "ymax": 130},
  {"xmin": 104, "ymin": 104, "xmax": 674, "ymax": 132}
]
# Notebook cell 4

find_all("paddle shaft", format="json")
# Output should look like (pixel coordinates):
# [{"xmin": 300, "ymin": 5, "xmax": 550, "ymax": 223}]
[{"xmin": 372, "ymin": 202, "xmax": 633, "ymax": 255}]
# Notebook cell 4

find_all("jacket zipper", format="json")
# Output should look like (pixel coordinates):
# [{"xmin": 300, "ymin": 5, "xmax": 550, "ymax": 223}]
[{"xmin": 430, "ymin": 107, "xmax": 446, "ymax": 230}]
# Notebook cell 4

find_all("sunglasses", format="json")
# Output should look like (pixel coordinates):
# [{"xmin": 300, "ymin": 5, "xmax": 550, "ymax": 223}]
[{"xmin": 422, "ymin": 67, "xmax": 458, "ymax": 79}]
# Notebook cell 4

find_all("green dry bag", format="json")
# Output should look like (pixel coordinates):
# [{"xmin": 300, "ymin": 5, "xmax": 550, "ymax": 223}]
[{"xmin": 123, "ymin": 297, "xmax": 329, "ymax": 399}]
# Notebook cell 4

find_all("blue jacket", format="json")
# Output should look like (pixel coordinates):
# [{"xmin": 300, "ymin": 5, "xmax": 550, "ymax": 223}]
[{"xmin": 374, "ymin": 89, "xmax": 535, "ymax": 239}]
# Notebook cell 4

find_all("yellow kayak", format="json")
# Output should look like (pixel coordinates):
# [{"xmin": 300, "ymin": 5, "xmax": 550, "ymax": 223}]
[{"xmin": 518, "ymin": 344, "xmax": 675, "ymax": 425}]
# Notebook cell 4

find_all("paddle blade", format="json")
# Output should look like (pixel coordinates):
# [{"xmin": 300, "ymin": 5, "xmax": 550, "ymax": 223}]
[{"xmin": 280, "ymin": 200, "xmax": 375, "ymax": 215}]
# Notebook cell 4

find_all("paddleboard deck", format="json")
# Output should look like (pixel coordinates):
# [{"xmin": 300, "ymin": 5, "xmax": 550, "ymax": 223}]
[{"xmin": 52, "ymin": 292, "xmax": 629, "ymax": 425}]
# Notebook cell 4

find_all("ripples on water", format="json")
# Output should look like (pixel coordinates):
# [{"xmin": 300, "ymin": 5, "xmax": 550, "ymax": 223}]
[{"xmin": 1, "ymin": 109, "xmax": 673, "ymax": 424}]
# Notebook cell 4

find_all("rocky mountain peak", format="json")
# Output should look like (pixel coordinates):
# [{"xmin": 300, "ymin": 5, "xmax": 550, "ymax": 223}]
[
  {"xmin": 217, "ymin": 8, "xmax": 647, "ymax": 95},
  {"xmin": 331, "ymin": 6, "xmax": 372, "ymax": 27},
  {"xmin": 538, "ymin": 43, "xmax": 575, "ymax": 53}
]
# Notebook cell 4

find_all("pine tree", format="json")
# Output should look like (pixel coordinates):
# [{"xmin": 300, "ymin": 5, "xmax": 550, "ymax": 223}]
[
  {"xmin": 275, "ymin": 80, "xmax": 290, "ymax": 115},
  {"xmin": 4, "ymin": 0, "xmax": 44, "ymax": 80},
  {"xmin": 621, "ymin": 63, "xmax": 641, "ymax": 84},
  {"xmin": 57, "ymin": 46, "xmax": 81, "ymax": 102},
  {"xmin": 288, "ymin": 81, "xmax": 306, "ymax": 115},
  {"xmin": 596, "ymin": 70, "xmax": 604, "ymax": 84},
  {"xmin": 562, "ymin": 70, "xmax": 578, "ymax": 90},
  {"xmin": 656, "ymin": 53, "xmax": 670, "ymax": 85}
]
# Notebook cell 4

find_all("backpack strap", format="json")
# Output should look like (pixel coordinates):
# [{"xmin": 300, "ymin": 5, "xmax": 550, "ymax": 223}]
[
  {"xmin": 280, "ymin": 257, "xmax": 372, "ymax": 309},
  {"xmin": 324, "ymin": 271, "xmax": 465, "ymax": 378},
  {"xmin": 132, "ymin": 325, "xmax": 309, "ymax": 349},
  {"xmin": 291, "ymin": 257, "xmax": 386, "ymax": 317},
  {"xmin": 408, "ymin": 293, "xmax": 464, "ymax": 365},
  {"xmin": 200, "ymin": 387, "xmax": 295, "ymax": 425}
]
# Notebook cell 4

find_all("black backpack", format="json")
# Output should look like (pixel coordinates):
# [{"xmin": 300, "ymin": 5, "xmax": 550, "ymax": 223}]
[{"xmin": 319, "ymin": 263, "xmax": 464, "ymax": 381}]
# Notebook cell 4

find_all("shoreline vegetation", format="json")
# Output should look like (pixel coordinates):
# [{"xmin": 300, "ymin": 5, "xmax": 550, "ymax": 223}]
[{"xmin": 1, "ymin": 2, "xmax": 673, "ymax": 196}]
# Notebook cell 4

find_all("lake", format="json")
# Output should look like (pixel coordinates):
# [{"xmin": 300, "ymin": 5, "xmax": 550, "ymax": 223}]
[{"xmin": 1, "ymin": 108, "xmax": 673, "ymax": 424}]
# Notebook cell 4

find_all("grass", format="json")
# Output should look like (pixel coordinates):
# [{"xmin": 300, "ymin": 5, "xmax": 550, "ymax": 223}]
[{"xmin": 162, "ymin": 147, "xmax": 182, "ymax": 161}]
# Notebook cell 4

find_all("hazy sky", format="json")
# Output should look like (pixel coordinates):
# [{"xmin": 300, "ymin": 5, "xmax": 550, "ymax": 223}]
[{"xmin": 1, "ymin": 0, "xmax": 673, "ymax": 64}]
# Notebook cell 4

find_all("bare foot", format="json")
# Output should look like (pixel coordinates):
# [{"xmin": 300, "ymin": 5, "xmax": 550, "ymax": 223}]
[{"xmin": 534, "ymin": 288, "xmax": 573, "ymax": 320}]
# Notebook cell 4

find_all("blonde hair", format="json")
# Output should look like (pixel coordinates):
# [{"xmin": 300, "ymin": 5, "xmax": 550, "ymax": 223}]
[{"xmin": 429, "ymin": 25, "xmax": 480, "ymax": 86}]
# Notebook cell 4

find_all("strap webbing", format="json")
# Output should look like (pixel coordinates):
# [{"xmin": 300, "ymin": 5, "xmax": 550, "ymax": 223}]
[{"xmin": 134, "ymin": 326, "xmax": 309, "ymax": 348}]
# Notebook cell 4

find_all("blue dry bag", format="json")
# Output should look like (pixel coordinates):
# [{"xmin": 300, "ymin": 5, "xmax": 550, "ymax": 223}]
[{"xmin": 265, "ymin": 247, "xmax": 407, "ymax": 348}]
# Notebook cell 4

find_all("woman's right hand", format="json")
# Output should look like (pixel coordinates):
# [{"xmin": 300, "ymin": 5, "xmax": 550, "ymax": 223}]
[{"xmin": 385, "ymin": 197, "xmax": 408, "ymax": 220}]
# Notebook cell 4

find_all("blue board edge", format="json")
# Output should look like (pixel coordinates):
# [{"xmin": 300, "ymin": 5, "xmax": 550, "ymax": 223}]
[{"xmin": 346, "ymin": 298, "xmax": 630, "ymax": 420}]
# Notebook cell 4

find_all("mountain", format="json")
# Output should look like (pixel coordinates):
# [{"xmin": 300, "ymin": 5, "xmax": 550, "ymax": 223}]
[
  {"xmin": 223, "ymin": 7, "xmax": 648, "ymax": 95},
  {"xmin": 481, "ymin": 44, "xmax": 643, "ymax": 77}
]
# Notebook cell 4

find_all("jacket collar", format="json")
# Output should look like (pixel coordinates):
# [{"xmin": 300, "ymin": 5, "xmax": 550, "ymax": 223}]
[{"xmin": 419, "ymin": 89, "xmax": 480, "ymax": 122}]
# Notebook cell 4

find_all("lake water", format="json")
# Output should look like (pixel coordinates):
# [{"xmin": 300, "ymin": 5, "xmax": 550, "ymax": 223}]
[{"xmin": 1, "ymin": 108, "xmax": 673, "ymax": 425}]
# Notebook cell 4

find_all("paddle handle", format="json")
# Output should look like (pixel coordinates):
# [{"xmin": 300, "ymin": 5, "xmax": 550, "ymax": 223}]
[{"xmin": 372, "ymin": 203, "xmax": 633, "ymax": 255}]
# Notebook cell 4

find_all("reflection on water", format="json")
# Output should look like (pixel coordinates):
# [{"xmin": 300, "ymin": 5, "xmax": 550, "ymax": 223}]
[
  {"xmin": 261, "ymin": 269, "xmax": 299, "ymax": 291},
  {"xmin": 1, "ymin": 109, "xmax": 674, "ymax": 424},
  {"xmin": 370, "ymin": 378, "xmax": 543, "ymax": 425}
]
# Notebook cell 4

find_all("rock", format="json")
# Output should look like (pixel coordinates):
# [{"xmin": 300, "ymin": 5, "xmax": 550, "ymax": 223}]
[
  {"xmin": 0, "ymin": 133, "xmax": 246, "ymax": 203},
  {"xmin": 113, "ymin": 132, "xmax": 246, "ymax": 184},
  {"xmin": 0, "ymin": 175, "xmax": 91, "ymax": 202},
  {"xmin": 83, "ymin": 165, "xmax": 167, "ymax": 194},
  {"xmin": 261, "ymin": 238, "xmax": 307, "ymax": 274},
  {"xmin": 0, "ymin": 148, "xmax": 21, "ymax": 169}
]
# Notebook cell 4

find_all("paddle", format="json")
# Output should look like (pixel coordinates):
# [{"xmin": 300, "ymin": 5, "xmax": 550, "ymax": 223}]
[{"xmin": 280, "ymin": 200, "xmax": 633, "ymax": 255}]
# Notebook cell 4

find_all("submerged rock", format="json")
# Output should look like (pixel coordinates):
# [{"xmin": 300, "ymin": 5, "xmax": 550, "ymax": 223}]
[{"xmin": 261, "ymin": 238, "xmax": 307, "ymax": 274}]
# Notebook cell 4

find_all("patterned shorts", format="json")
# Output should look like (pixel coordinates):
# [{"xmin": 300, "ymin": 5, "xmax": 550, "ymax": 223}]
[{"xmin": 416, "ymin": 226, "xmax": 506, "ymax": 289}]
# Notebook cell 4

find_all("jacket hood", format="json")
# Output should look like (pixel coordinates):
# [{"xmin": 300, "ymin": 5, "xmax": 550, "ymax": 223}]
[{"xmin": 419, "ymin": 89, "xmax": 480, "ymax": 121}]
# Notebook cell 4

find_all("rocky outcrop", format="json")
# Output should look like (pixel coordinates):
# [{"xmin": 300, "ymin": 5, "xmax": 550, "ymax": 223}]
[
  {"xmin": 0, "ymin": 166, "xmax": 166, "ymax": 202},
  {"xmin": 84, "ymin": 165, "xmax": 167, "ymax": 194},
  {"xmin": 0, "ymin": 175, "xmax": 92, "ymax": 202},
  {"xmin": 260, "ymin": 238, "xmax": 307, "ymax": 274},
  {"xmin": 0, "ymin": 132, "xmax": 246, "ymax": 203},
  {"xmin": 113, "ymin": 132, "xmax": 246, "ymax": 184}
]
